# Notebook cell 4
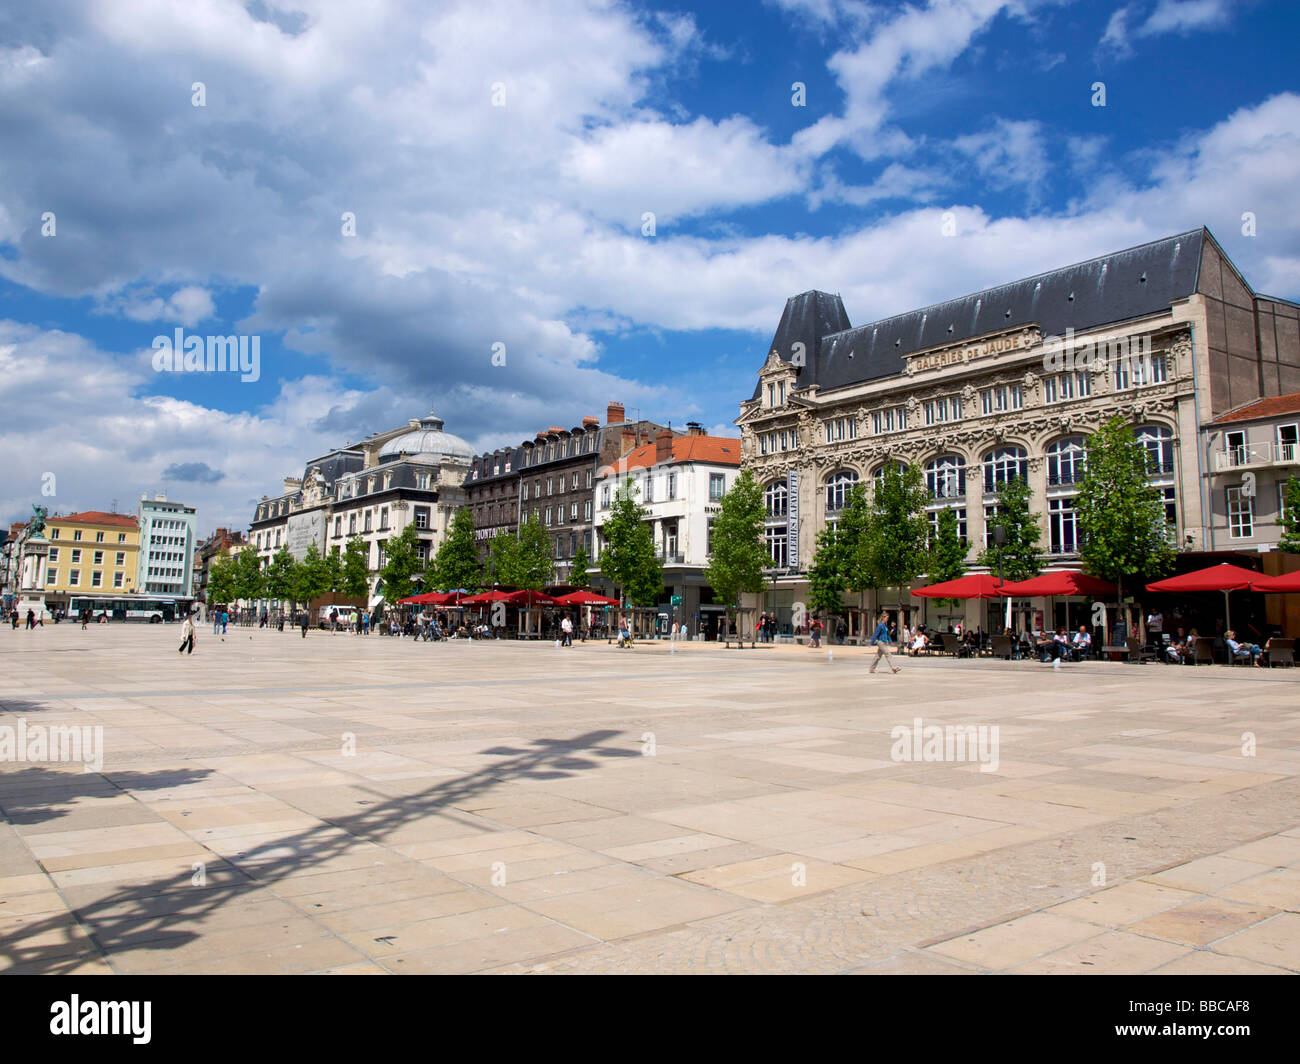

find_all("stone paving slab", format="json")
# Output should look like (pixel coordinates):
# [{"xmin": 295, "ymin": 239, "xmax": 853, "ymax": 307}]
[{"xmin": 0, "ymin": 624, "xmax": 1297, "ymax": 974}]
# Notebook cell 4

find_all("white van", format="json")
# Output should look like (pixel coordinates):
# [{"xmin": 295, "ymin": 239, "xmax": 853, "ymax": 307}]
[{"xmin": 318, "ymin": 605, "xmax": 358, "ymax": 629}]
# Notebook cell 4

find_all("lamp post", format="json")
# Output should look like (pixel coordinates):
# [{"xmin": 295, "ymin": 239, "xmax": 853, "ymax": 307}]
[{"xmin": 993, "ymin": 523, "xmax": 1009, "ymax": 631}]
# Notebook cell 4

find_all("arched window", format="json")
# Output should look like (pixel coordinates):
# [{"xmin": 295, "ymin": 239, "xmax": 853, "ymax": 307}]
[
  {"xmin": 825, "ymin": 470, "xmax": 859, "ymax": 513},
  {"xmin": 1046, "ymin": 437, "xmax": 1088, "ymax": 486},
  {"xmin": 982, "ymin": 446, "xmax": 1028, "ymax": 493},
  {"xmin": 1136, "ymin": 424, "xmax": 1174, "ymax": 475},
  {"xmin": 764, "ymin": 480, "xmax": 788, "ymax": 518},
  {"xmin": 924, "ymin": 455, "xmax": 966, "ymax": 499},
  {"xmin": 872, "ymin": 461, "xmax": 908, "ymax": 492}
]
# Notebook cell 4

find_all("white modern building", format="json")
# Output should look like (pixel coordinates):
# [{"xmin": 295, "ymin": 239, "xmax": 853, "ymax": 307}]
[
  {"xmin": 592, "ymin": 425, "xmax": 741, "ymax": 638},
  {"xmin": 136, "ymin": 493, "xmax": 197, "ymax": 597}
]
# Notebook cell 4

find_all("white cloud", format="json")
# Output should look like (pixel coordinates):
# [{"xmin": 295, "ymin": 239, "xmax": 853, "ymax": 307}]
[
  {"xmin": 952, "ymin": 118, "xmax": 1050, "ymax": 200},
  {"xmin": 1138, "ymin": 0, "xmax": 1232, "ymax": 36},
  {"xmin": 1098, "ymin": 5, "xmax": 1134, "ymax": 58},
  {"xmin": 107, "ymin": 285, "xmax": 216, "ymax": 327}
]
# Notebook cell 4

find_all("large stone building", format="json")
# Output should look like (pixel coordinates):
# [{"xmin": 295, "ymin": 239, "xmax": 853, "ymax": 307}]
[
  {"xmin": 249, "ymin": 410, "xmax": 471, "ymax": 609},
  {"xmin": 737, "ymin": 228, "xmax": 1300, "ymax": 635},
  {"xmin": 592, "ymin": 425, "xmax": 741, "ymax": 638},
  {"xmin": 44, "ymin": 510, "xmax": 142, "ymax": 607},
  {"xmin": 463, "ymin": 402, "xmax": 677, "ymax": 585}
]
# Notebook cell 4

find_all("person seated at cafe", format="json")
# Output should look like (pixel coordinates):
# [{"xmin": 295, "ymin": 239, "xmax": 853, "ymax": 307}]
[
  {"xmin": 909, "ymin": 628, "xmax": 928, "ymax": 655},
  {"xmin": 1225, "ymin": 630, "xmax": 1263, "ymax": 666},
  {"xmin": 1165, "ymin": 627, "xmax": 1188, "ymax": 663},
  {"xmin": 1070, "ymin": 625, "xmax": 1092, "ymax": 660}
]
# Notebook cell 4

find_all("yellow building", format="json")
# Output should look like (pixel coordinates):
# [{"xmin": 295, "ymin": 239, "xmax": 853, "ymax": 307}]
[{"xmin": 44, "ymin": 511, "xmax": 141, "ymax": 605}]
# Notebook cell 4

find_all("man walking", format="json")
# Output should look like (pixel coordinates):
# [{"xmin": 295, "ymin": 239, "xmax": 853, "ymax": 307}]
[
  {"xmin": 300, "ymin": 610, "xmax": 310, "ymax": 638},
  {"xmin": 178, "ymin": 613, "xmax": 195, "ymax": 655},
  {"xmin": 561, "ymin": 615, "xmax": 573, "ymax": 647},
  {"xmin": 868, "ymin": 611, "xmax": 900, "ymax": 674}
]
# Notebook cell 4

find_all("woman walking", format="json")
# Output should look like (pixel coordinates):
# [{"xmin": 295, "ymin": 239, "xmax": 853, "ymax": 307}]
[
  {"xmin": 178, "ymin": 613, "xmax": 195, "ymax": 655},
  {"xmin": 868, "ymin": 611, "xmax": 900, "ymax": 675}
]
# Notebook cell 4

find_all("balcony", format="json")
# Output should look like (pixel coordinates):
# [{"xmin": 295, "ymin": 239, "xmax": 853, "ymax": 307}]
[
  {"xmin": 1213, "ymin": 441, "xmax": 1300, "ymax": 472},
  {"xmin": 657, "ymin": 552, "xmax": 686, "ymax": 565}
]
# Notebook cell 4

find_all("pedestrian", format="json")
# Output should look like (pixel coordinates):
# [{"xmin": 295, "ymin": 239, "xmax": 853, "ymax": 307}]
[
  {"xmin": 868, "ymin": 611, "xmax": 900, "ymax": 674},
  {"xmin": 561, "ymin": 615, "xmax": 572, "ymax": 647},
  {"xmin": 221, "ymin": 610, "xmax": 228, "ymax": 635},
  {"xmin": 212, "ymin": 610, "xmax": 220, "ymax": 635},
  {"xmin": 810, "ymin": 616, "xmax": 822, "ymax": 648},
  {"xmin": 300, "ymin": 610, "xmax": 309, "ymax": 639},
  {"xmin": 178, "ymin": 613, "xmax": 195, "ymax": 655},
  {"xmin": 26, "ymin": 608, "xmax": 36, "ymax": 630}
]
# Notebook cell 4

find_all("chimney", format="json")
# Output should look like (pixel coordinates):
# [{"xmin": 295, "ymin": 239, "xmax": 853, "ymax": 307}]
[
  {"xmin": 686, "ymin": 421, "xmax": 704, "ymax": 436},
  {"xmin": 655, "ymin": 428, "xmax": 673, "ymax": 464},
  {"xmin": 607, "ymin": 402, "xmax": 625, "ymax": 425},
  {"xmin": 582, "ymin": 416, "xmax": 598, "ymax": 428},
  {"xmin": 620, "ymin": 426, "xmax": 636, "ymax": 454}
]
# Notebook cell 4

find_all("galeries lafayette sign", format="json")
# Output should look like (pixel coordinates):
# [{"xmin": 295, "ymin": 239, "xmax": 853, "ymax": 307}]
[{"xmin": 906, "ymin": 327, "xmax": 1040, "ymax": 373}]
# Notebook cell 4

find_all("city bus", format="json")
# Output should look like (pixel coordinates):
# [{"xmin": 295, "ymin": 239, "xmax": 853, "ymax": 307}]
[{"xmin": 68, "ymin": 594, "xmax": 187, "ymax": 623}]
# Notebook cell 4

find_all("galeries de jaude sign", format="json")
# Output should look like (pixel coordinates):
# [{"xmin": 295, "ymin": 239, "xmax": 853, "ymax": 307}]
[{"xmin": 905, "ymin": 326, "xmax": 1040, "ymax": 374}]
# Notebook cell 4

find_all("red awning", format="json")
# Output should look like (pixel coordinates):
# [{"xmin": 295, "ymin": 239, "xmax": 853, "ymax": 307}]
[
  {"xmin": 553, "ymin": 590, "xmax": 620, "ymax": 606},
  {"xmin": 997, "ymin": 571, "xmax": 1117, "ymax": 597},
  {"xmin": 1254, "ymin": 570, "xmax": 1300, "ymax": 593},
  {"xmin": 504, "ymin": 590, "xmax": 558, "ymax": 607},
  {"xmin": 459, "ymin": 589, "xmax": 516, "ymax": 605},
  {"xmin": 912, "ymin": 574, "xmax": 1008, "ymax": 600},
  {"xmin": 398, "ymin": 592, "xmax": 443, "ymax": 604},
  {"xmin": 1145, "ymin": 563, "xmax": 1264, "ymax": 593}
]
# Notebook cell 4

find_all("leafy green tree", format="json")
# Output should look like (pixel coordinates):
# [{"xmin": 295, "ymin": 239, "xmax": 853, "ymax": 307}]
[
  {"xmin": 1075, "ymin": 415, "xmax": 1175, "ymax": 629},
  {"xmin": 293, "ymin": 543, "xmax": 331, "ymax": 605},
  {"xmin": 340, "ymin": 536, "xmax": 371, "ymax": 599},
  {"xmin": 493, "ymin": 515, "xmax": 554, "ymax": 590},
  {"xmin": 431, "ymin": 508, "xmax": 482, "ymax": 591},
  {"xmin": 927, "ymin": 506, "xmax": 968, "ymax": 592},
  {"xmin": 976, "ymin": 476, "xmax": 1043, "ymax": 582},
  {"xmin": 865, "ymin": 463, "xmax": 930, "ymax": 607},
  {"xmin": 807, "ymin": 522, "xmax": 849, "ymax": 633},
  {"xmin": 1278, "ymin": 475, "xmax": 1300, "ymax": 554},
  {"xmin": 602, "ymin": 477, "xmax": 664, "ymax": 609},
  {"xmin": 232, "ymin": 546, "xmax": 265, "ymax": 604},
  {"xmin": 265, "ymin": 546, "xmax": 297, "ymax": 605},
  {"xmin": 320, "ymin": 547, "xmax": 343, "ymax": 593},
  {"xmin": 206, "ymin": 551, "xmax": 237, "ymax": 606},
  {"xmin": 569, "ymin": 541, "xmax": 591, "ymax": 588},
  {"xmin": 703, "ymin": 470, "xmax": 766, "ymax": 646},
  {"xmin": 378, "ymin": 523, "xmax": 422, "ymax": 603}
]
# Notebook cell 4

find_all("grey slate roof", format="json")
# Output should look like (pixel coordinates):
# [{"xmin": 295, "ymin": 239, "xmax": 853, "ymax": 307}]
[{"xmin": 753, "ymin": 228, "xmax": 1207, "ymax": 399}]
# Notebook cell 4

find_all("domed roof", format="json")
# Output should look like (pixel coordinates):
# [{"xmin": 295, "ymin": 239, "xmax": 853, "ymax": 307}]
[{"xmin": 378, "ymin": 412, "xmax": 473, "ymax": 463}]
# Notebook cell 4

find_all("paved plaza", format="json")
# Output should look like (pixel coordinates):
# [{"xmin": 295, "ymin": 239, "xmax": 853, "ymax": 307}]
[{"xmin": 1, "ymin": 623, "xmax": 1298, "ymax": 975}]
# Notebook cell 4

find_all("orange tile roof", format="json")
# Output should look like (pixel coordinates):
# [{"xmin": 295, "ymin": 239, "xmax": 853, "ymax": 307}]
[
  {"xmin": 601, "ymin": 434, "xmax": 740, "ymax": 474},
  {"xmin": 53, "ymin": 511, "xmax": 139, "ymax": 528},
  {"xmin": 1211, "ymin": 392, "xmax": 1300, "ymax": 424}
]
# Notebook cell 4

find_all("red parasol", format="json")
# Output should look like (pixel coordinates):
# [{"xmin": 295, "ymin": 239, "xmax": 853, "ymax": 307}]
[
  {"xmin": 997, "ymin": 571, "xmax": 1117, "ymax": 597},
  {"xmin": 912, "ymin": 574, "xmax": 1009, "ymax": 599}
]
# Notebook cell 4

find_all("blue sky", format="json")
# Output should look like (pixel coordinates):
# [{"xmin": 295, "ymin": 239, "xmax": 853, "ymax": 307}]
[{"xmin": 1, "ymin": 0, "xmax": 1298, "ymax": 530}]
